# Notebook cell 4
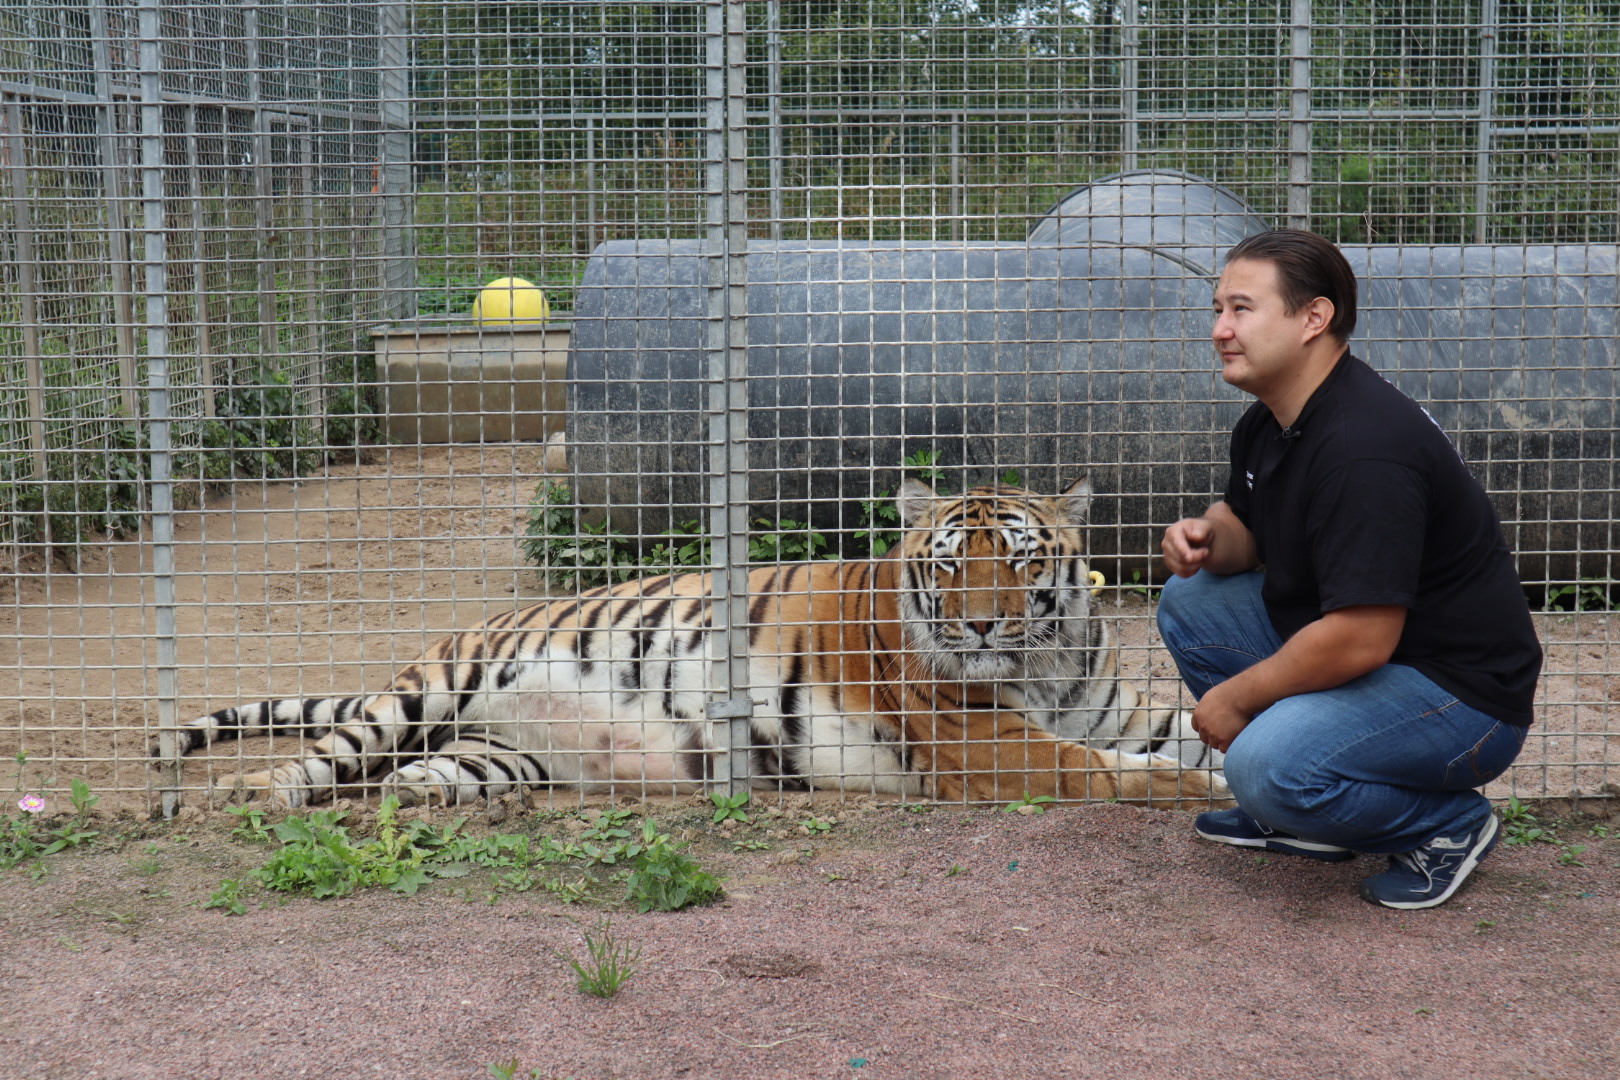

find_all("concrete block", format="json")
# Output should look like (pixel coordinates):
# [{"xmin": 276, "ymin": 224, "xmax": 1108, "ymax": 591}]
[{"xmin": 375, "ymin": 324, "xmax": 569, "ymax": 444}]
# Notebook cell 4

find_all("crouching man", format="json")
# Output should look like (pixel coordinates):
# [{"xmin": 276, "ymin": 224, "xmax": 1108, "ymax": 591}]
[{"xmin": 1159, "ymin": 229, "xmax": 1543, "ymax": 909}]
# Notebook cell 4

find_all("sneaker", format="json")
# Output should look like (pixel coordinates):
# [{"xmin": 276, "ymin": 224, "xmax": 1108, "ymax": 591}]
[
  {"xmin": 1357, "ymin": 813, "xmax": 1501, "ymax": 910},
  {"xmin": 1195, "ymin": 807, "xmax": 1355, "ymax": 862}
]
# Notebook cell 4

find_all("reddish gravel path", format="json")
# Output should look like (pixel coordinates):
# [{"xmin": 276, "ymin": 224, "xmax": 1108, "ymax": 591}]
[{"xmin": 1, "ymin": 800, "xmax": 1616, "ymax": 1080}]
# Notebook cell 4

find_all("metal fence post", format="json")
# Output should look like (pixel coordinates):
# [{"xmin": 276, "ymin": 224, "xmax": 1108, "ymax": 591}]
[
  {"xmin": 1288, "ymin": 0, "xmax": 1313, "ymax": 229},
  {"xmin": 89, "ymin": 0, "xmax": 140, "ymax": 420},
  {"xmin": 1121, "ymin": 0, "xmax": 1140, "ymax": 172},
  {"xmin": 137, "ymin": 0, "xmax": 180, "ymax": 816},
  {"xmin": 1474, "ymin": 0, "xmax": 1500, "ymax": 244},
  {"xmin": 378, "ymin": 1, "xmax": 415, "ymax": 324},
  {"xmin": 705, "ymin": 0, "xmax": 754, "ymax": 791}
]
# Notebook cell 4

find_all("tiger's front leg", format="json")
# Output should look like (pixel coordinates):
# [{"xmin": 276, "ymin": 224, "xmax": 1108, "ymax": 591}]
[
  {"xmin": 916, "ymin": 711, "xmax": 1232, "ymax": 807},
  {"xmin": 202, "ymin": 695, "xmax": 429, "ymax": 809},
  {"xmin": 378, "ymin": 731, "xmax": 551, "ymax": 807}
]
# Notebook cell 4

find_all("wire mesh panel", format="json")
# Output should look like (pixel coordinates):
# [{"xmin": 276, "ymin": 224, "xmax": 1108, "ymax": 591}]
[{"xmin": 0, "ymin": 0, "xmax": 1614, "ymax": 816}]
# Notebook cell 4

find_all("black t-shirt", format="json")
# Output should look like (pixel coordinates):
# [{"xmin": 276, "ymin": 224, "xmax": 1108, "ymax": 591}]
[{"xmin": 1223, "ymin": 353, "xmax": 1542, "ymax": 726}]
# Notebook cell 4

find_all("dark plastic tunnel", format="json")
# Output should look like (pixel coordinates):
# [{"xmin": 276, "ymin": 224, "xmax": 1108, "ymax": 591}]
[{"xmin": 566, "ymin": 170, "xmax": 1617, "ymax": 584}]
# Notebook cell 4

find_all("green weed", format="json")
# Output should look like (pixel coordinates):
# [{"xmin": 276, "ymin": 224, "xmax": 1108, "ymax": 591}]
[
  {"xmin": 748, "ymin": 517, "xmax": 829, "ymax": 562},
  {"xmin": 212, "ymin": 798, "xmax": 723, "ymax": 914},
  {"xmin": 1497, "ymin": 798, "xmax": 1606, "ymax": 869},
  {"xmin": 623, "ymin": 820, "xmax": 724, "ymax": 913},
  {"xmin": 1501, "ymin": 797, "xmax": 1552, "ymax": 846},
  {"xmin": 242, "ymin": 795, "xmax": 537, "ymax": 902},
  {"xmin": 487, "ymin": 1062, "xmax": 546, "ymax": 1080},
  {"xmin": 1542, "ymin": 578, "xmax": 1616, "ymax": 613},
  {"xmin": 1002, "ymin": 792, "xmax": 1057, "ymax": 815},
  {"xmin": 565, "ymin": 915, "xmax": 641, "ymax": 998},
  {"xmin": 1, "ymin": 767, "xmax": 100, "ymax": 874},
  {"xmin": 1124, "ymin": 569, "xmax": 1160, "ymax": 598},
  {"xmin": 226, "ymin": 805, "xmax": 273, "ymax": 843},
  {"xmin": 709, "ymin": 790, "xmax": 752, "ymax": 824},
  {"xmin": 903, "ymin": 449, "xmax": 948, "ymax": 486},
  {"xmin": 853, "ymin": 491, "xmax": 902, "ymax": 556},
  {"xmin": 204, "ymin": 877, "xmax": 251, "ymax": 916},
  {"xmin": 520, "ymin": 450, "xmax": 973, "ymax": 579}
]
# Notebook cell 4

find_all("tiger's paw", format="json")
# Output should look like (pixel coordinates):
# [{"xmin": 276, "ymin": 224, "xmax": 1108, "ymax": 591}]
[{"xmin": 378, "ymin": 764, "xmax": 454, "ymax": 808}]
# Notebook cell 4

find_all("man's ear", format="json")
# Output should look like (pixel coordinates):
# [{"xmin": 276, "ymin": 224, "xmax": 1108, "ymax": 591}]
[{"xmin": 1300, "ymin": 295, "xmax": 1335, "ymax": 345}]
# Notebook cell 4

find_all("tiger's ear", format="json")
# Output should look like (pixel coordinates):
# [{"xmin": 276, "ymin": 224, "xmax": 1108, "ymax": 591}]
[
  {"xmin": 896, "ymin": 478, "xmax": 940, "ymax": 528},
  {"xmin": 1056, "ymin": 475, "xmax": 1093, "ymax": 527}
]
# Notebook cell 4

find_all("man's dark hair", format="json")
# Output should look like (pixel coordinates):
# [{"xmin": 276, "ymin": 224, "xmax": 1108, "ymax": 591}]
[{"xmin": 1225, "ymin": 229, "xmax": 1358, "ymax": 342}]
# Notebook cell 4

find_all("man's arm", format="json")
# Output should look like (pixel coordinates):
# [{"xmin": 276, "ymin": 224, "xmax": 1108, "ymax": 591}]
[
  {"xmin": 1161, "ymin": 500, "xmax": 1260, "ymax": 577},
  {"xmin": 1189, "ymin": 604, "xmax": 1407, "ymax": 753}
]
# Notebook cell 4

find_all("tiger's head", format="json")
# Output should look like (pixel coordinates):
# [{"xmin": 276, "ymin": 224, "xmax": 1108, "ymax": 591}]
[{"xmin": 894, "ymin": 477, "xmax": 1097, "ymax": 682}]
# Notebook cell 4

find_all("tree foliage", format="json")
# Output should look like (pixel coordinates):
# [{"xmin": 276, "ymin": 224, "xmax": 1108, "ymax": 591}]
[{"xmin": 408, "ymin": 0, "xmax": 1620, "ymax": 245}]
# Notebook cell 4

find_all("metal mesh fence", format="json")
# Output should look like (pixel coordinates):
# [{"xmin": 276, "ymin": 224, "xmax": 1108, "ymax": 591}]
[{"xmin": 0, "ymin": 0, "xmax": 1615, "ymax": 816}]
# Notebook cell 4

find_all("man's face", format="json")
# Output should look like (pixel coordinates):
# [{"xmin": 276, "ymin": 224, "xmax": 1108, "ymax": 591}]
[{"xmin": 1210, "ymin": 257, "xmax": 1312, "ymax": 397}]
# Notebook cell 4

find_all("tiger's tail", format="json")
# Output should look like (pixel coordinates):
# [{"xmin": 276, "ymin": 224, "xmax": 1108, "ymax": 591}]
[{"xmin": 154, "ymin": 695, "xmax": 369, "ymax": 759}]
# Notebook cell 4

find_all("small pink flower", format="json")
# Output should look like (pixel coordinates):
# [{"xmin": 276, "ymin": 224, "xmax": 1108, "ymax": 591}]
[{"xmin": 17, "ymin": 795, "xmax": 45, "ymax": 814}]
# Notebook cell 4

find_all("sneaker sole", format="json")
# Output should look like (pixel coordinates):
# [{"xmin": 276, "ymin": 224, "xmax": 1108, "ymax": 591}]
[
  {"xmin": 1359, "ymin": 814, "xmax": 1501, "ymax": 910},
  {"xmin": 1195, "ymin": 826, "xmax": 1356, "ymax": 862}
]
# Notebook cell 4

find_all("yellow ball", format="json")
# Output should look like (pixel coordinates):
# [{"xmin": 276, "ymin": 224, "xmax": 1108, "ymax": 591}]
[{"xmin": 473, "ymin": 276, "xmax": 550, "ymax": 324}]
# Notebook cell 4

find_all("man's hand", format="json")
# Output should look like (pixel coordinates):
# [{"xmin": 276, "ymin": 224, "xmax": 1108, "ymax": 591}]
[
  {"xmin": 1193, "ymin": 605, "xmax": 1409, "ymax": 754},
  {"xmin": 1162, "ymin": 517, "xmax": 1218, "ymax": 577},
  {"xmin": 1190, "ymin": 681, "xmax": 1254, "ymax": 753},
  {"xmin": 1161, "ymin": 501, "xmax": 1259, "ymax": 578}
]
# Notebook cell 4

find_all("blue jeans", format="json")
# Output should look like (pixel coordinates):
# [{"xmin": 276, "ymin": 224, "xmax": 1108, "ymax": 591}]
[{"xmin": 1157, "ymin": 570, "xmax": 1527, "ymax": 854}]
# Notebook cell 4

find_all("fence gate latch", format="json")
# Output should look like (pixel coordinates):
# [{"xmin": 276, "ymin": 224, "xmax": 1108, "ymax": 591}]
[{"xmin": 705, "ymin": 697, "xmax": 755, "ymax": 720}]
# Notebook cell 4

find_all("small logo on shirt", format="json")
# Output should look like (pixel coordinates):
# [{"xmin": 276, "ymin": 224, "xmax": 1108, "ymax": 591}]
[{"xmin": 1245, "ymin": 470, "xmax": 1255, "ymax": 490}]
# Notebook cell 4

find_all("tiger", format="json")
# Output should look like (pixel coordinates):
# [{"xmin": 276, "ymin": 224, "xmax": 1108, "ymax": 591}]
[{"xmin": 155, "ymin": 477, "xmax": 1227, "ymax": 809}]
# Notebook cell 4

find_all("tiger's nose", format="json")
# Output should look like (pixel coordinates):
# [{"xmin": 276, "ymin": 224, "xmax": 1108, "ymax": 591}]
[{"xmin": 967, "ymin": 620, "xmax": 994, "ymax": 638}]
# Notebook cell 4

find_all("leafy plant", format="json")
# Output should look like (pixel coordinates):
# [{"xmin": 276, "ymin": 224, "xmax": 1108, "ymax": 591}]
[
  {"xmin": 580, "ymin": 807, "xmax": 637, "ymax": 845},
  {"xmin": 623, "ymin": 820, "xmax": 724, "ymax": 913},
  {"xmin": 227, "ymin": 805, "xmax": 273, "ymax": 843},
  {"xmin": 520, "ymin": 480, "xmax": 642, "ymax": 590},
  {"xmin": 565, "ymin": 915, "xmax": 641, "ymax": 998},
  {"xmin": 709, "ymin": 790, "xmax": 751, "ymax": 824},
  {"xmin": 197, "ymin": 365, "xmax": 324, "ymax": 483},
  {"xmin": 1002, "ymin": 792, "xmax": 1057, "ymax": 815},
  {"xmin": 800, "ymin": 816, "xmax": 836, "ymax": 835},
  {"xmin": 1125, "ymin": 569, "xmax": 1160, "ymax": 598},
  {"xmin": 241, "ymin": 795, "xmax": 537, "ymax": 902},
  {"xmin": 748, "ymin": 517, "xmax": 829, "ymax": 562},
  {"xmin": 1543, "ymin": 579, "xmax": 1616, "ymax": 613},
  {"xmin": 1501, "ymin": 797, "xmax": 1551, "ymax": 846},
  {"xmin": 1, "ymin": 768, "xmax": 101, "ymax": 873},
  {"xmin": 320, "ymin": 352, "xmax": 383, "ymax": 455},
  {"xmin": 204, "ymin": 877, "xmax": 251, "ymax": 916},
  {"xmin": 903, "ymin": 448, "xmax": 948, "ymax": 486},
  {"xmin": 0, "ymin": 420, "xmax": 146, "ymax": 561},
  {"xmin": 641, "ymin": 519, "xmax": 710, "ymax": 573},
  {"xmin": 487, "ymin": 1062, "xmax": 545, "ymax": 1080},
  {"xmin": 853, "ymin": 492, "xmax": 902, "ymax": 557}
]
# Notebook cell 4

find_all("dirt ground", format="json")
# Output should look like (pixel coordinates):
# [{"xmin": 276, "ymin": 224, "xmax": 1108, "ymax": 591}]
[
  {"xmin": 0, "ymin": 797, "xmax": 1617, "ymax": 1080},
  {"xmin": 2, "ymin": 444, "xmax": 1619, "ymax": 1079}
]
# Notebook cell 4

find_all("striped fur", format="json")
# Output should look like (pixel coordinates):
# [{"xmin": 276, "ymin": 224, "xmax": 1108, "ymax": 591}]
[{"xmin": 158, "ymin": 478, "xmax": 1227, "ymax": 808}]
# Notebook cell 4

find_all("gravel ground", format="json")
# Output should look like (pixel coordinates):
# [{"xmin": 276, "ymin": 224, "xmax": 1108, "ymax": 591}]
[{"xmin": 1, "ymin": 798, "xmax": 1617, "ymax": 1080}]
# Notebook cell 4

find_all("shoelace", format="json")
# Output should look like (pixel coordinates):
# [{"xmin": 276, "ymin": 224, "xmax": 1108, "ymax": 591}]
[{"xmin": 1394, "ymin": 849, "xmax": 1430, "ymax": 876}]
